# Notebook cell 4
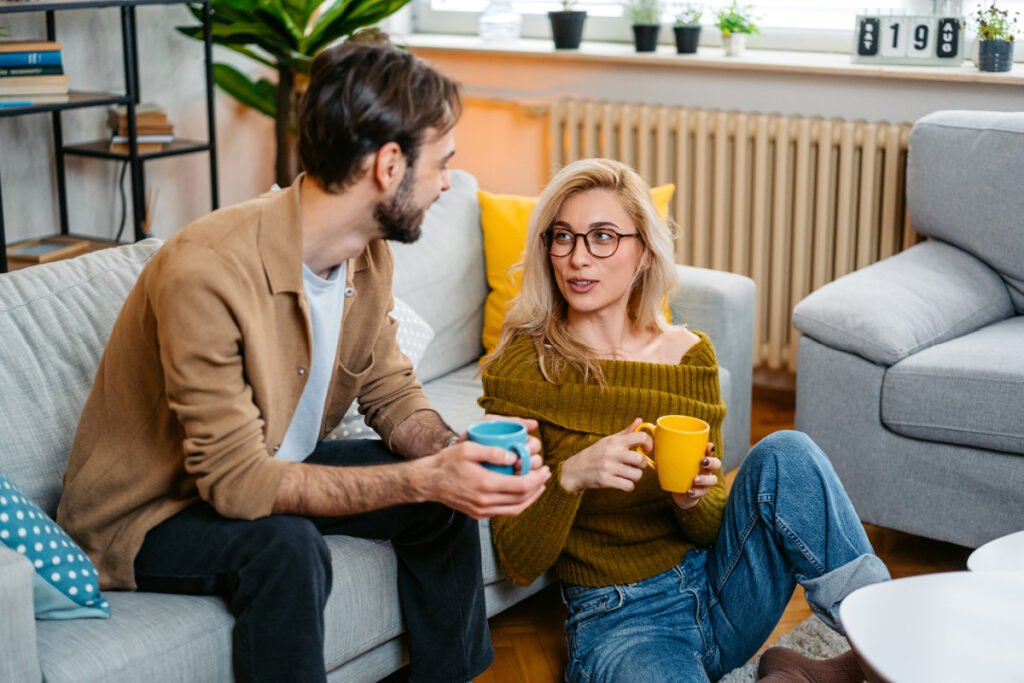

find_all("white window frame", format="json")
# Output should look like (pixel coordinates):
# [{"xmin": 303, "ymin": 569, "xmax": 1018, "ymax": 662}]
[{"xmin": 413, "ymin": 0, "xmax": 1024, "ymax": 55}]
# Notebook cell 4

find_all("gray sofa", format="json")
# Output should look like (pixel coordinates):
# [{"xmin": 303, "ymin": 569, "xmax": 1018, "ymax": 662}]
[
  {"xmin": 0, "ymin": 169, "xmax": 755, "ymax": 682},
  {"xmin": 793, "ymin": 110, "xmax": 1024, "ymax": 550}
]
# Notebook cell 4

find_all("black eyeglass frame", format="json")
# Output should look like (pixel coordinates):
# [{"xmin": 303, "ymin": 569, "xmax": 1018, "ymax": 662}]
[{"xmin": 543, "ymin": 227, "xmax": 639, "ymax": 259}]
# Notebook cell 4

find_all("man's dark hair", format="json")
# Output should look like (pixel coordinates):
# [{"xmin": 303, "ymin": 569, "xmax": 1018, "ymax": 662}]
[{"xmin": 298, "ymin": 30, "xmax": 462, "ymax": 192}]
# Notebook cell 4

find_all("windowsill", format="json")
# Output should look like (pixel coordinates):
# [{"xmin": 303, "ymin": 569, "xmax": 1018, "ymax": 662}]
[{"xmin": 403, "ymin": 33, "xmax": 1024, "ymax": 87}]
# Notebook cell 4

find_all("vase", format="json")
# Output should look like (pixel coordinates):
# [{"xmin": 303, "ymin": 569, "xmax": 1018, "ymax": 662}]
[
  {"xmin": 548, "ymin": 11, "xmax": 587, "ymax": 50},
  {"xmin": 632, "ymin": 24, "xmax": 661, "ymax": 53},
  {"xmin": 673, "ymin": 25, "xmax": 701, "ymax": 54},
  {"xmin": 723, "ymin": 32, "xmax": 747, "ymax": 57},
  {"xmin": 978, "ymin": 40, "xmax": 1014, "ymax": 73}
]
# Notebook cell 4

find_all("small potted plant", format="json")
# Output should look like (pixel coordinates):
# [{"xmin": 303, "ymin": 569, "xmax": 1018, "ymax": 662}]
[
  {"xmin": 627, "ymin": 0, "xmax": 663, "ymax": 52},
  {"xmin": 549, "ymin": 0, "xmax": 587, "ymax": 50},
  {"xmin": 714, "ymin": 1, "xmax": 758, "ymax": 56},
  {"xmin": 974, "ymin": 2, "xmax": 1018, "ymax": 72},
  {"xmin": 673, "ymin": 3, "xmax": 703, "ymax": 54}
]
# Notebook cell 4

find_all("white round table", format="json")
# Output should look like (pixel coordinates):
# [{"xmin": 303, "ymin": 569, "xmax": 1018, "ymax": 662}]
[
  {"xmin": 968, "ymin": 530, "xmax": 1024, "ymax": 572},
  {"xmin": 840, "ymin": 572, "xmax": 1024, "ymax": 683}
]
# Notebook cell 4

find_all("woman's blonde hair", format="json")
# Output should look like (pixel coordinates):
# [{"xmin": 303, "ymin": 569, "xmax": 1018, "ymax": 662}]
[{"xmin": 483, "ymin": 158, "xmax": 678, "ymax": 384}]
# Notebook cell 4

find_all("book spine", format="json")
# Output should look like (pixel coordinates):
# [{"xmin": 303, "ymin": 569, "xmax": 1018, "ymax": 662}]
[
  {"xmin": 0, "ymin": 65, "xmax": 64, "ymax": 77},
  {"xmin": 0, "ymin": 52, "xmax": 62, "ymax": 67}
]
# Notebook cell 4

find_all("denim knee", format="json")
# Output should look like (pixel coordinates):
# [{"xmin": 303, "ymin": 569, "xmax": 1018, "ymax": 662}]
[{"xmin": 745, "ymin": 430, "xmax": 829, "ymax": 475}]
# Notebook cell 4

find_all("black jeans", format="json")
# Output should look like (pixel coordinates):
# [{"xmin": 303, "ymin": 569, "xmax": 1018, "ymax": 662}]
[{"xmin": 134, "ymin": 439, "xmax": 494, "ymax": 683}]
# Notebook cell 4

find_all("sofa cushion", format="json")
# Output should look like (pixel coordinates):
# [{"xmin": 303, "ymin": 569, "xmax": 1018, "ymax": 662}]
[
  {"xmin": 793, "ymin": 240, "xmax": 1014, "ymax": 367},
  {"xmin": 909, "ymin": 110, "xmax": 1024, "ymax": 313},
  {"xmin": 0, "ymin": 475, "xmax": 110, "ymax": 619},
  {"xmin": 421, "ymin": 362, "xmax": 487, "ymax": 434},
  {"xmin": 329, "ymin": 297, "xmax": 435, "ymax": 440},
  {"xmin": 391, "ymin": 170, "xmax": 487, "ymax": 383},
  {"xmin": 0, "ymin": 240, "xmax": 162, "ymax": 516},
  {"xmin": 477, "ymin": 184, "xmax": 676, "ymax": 355},
  {"xmin": 882, "ymin": 317, "xmax": 1024, "ymax": 456}
]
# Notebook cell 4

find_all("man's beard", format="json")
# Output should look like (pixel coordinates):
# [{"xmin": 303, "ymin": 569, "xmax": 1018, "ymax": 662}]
[{"xmin": 375, "ymin": 167, "xmax": 428, "ymax": 244}]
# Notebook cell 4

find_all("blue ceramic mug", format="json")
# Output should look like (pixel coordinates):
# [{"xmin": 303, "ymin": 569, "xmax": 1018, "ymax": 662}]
[{"xmin": 467, "ymin": 420, "xmax": 532, "ymax": 476}]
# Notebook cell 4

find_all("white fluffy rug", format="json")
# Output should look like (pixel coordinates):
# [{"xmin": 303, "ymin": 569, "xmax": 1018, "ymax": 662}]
[{"xmin": 718, "ymin": 617, "xmax": 850, "ymax": 682}]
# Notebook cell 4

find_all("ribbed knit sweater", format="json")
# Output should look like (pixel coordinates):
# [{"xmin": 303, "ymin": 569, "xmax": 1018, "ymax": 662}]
[{"xmin": 479, "ymin": 331, "xmax": 728, "ymax": 588}]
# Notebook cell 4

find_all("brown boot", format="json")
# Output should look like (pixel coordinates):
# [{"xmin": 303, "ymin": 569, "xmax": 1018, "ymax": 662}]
[{"xmin": 756, "ymin": 647, "xmax": 864, "ymax": 683}]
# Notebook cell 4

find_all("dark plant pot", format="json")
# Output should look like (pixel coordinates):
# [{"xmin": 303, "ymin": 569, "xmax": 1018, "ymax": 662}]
[
  {"xmin": 549, "ymin": 11, "xmax": 586, "ymax": 50},
  {"xmin": 632, "ymin": 24, "xmax": 660, "ymax": 53},
  {"xmin": 673, "ymin": 25, "xmax": 701, "ymax": 54},
  {"xmin": 978, "ymin": 40, "xmax": 1014, "ymax": 72}
]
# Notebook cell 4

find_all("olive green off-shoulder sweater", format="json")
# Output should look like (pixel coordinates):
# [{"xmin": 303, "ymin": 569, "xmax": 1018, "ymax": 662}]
[{"xmin": 479, "ymin": 331, "xmax": 728, "ymax": 588}]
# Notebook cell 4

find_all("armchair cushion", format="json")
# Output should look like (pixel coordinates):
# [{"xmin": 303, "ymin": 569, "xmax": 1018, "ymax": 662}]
[
  {"xmin": 908, "ymin": 111, "xmax": 1024, "ymax": 313},
  {"xmin": 882, "ymin": 317, "xmax": 1024, "ymax": 456},
  {"xmin": 792, "ymin": 241, "xmax": 1014, "ymax": 367}
]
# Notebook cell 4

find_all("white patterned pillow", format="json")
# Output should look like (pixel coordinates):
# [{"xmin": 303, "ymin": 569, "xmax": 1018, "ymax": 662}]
[{"xmin": 328, "ymin": 297, "xmax": 434, "ymax": 440}]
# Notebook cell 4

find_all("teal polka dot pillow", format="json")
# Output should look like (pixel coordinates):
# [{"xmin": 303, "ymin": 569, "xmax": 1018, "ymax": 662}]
[{"xmin": 0, "ymin": 474, "xmax": 110, "ymax": 619}]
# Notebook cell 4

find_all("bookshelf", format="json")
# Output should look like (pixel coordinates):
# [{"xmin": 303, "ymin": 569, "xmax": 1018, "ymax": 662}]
[{"xmin": 0, "ymin": 0, "xmax": 219, "ymax": 273}]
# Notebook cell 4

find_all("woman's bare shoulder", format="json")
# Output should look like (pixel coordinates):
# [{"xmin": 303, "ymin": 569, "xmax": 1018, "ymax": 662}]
[{"xmin": 656, "ymin": 325, "xmax": 702, "ymax": 364}]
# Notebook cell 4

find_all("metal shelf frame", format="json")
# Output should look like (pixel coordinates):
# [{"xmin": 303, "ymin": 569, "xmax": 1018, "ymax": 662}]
[{"xmin": 0, "ymin": 0, "xmax": 219, "ymax": 272}]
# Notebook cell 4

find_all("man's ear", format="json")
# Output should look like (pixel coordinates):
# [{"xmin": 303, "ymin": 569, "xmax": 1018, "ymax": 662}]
[{"xmin": 371, "ymin": 141, "xmax": 406, "ymax": 192}]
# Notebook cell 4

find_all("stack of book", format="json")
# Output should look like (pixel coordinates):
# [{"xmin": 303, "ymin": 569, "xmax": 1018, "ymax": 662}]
[
  {"xmin": 0, "ymin": 40, "xmax": 69, "ymax": 106},
  {"xmin": 107, "ymin": 102, "xmax": 175, "ymax": 153}
]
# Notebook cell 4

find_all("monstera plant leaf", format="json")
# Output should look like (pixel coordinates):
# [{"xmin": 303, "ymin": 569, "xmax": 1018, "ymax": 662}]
[{"xmin": 178, "ymin": 0, "xmax": 413, "ymax": 184}]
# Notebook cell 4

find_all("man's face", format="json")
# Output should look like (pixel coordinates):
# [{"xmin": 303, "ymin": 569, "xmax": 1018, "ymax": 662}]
[{"xmin": 375, "ymin": 127, "xmax": 456, "ymax": 244}]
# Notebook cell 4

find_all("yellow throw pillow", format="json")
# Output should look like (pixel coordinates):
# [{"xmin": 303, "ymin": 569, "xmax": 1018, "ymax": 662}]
[{"xmin": 478, "ymin": 183, "xmax": 675, "ymax": 355}]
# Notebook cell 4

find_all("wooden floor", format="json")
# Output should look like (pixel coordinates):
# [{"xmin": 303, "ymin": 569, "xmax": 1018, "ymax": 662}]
[{"xmin": 387, "ymin": 393, "xmax": 973, "ymax": 683}]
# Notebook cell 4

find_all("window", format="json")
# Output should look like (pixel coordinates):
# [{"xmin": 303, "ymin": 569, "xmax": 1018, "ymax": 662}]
[{"xmin": 415, "ymin": 0, "xmax": 1024, "ymax": 53}]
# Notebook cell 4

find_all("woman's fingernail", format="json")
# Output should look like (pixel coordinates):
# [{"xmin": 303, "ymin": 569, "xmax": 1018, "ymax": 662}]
[
  {"xmin": 701, "ymin": 458, "xmax": 710, "ymax": 467},
  {"xmin": 710, "ymin": 443, "xmax": 716, "ymax": 452},
  {"xmin": 688, "ymin": 489, "xmax": 697, "ymax": 497}
]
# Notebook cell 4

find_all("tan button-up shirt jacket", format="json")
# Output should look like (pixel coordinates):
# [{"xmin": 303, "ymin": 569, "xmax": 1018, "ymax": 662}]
[{"xmin": 56, "ymin": 178, "xmax": 433, "ymax": 590}]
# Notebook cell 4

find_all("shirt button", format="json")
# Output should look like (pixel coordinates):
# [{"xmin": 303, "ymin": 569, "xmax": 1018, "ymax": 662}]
[
  {"xmin": 297, "ymin": 368, "xmax": 306, "ymax": 376},
  {"xmin": 344, "ymin": 287, "xmax": 355, "ymax": 298}
]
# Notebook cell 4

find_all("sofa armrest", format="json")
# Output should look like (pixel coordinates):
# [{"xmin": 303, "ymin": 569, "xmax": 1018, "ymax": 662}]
[
  {"xmin": 793, "ymin": 240, "xmax": 1014, "ymax": 367},
  {"xmin": 0, "ymin": 546, "xmax": 41, "ymax": 682},
  {"xmin": 670, "ymin": 265, "xmax": 755, "ymax": 472}
]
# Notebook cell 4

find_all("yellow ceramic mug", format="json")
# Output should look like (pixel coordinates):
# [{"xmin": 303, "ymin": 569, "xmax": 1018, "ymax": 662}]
[{"xmin": 634, "ymin": 415, "xmax": 710, "ymax": 493}]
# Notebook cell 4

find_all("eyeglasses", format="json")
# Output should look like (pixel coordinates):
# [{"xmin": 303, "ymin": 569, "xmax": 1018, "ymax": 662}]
[{"xmin": 544, "ymin": 227, "xmax": 638, "ymax": 258}]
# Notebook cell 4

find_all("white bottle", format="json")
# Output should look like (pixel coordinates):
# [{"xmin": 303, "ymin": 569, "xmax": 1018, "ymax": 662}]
[{"xmin": 478, "ymin": 0, "xmax": 522, "ymax": 42}]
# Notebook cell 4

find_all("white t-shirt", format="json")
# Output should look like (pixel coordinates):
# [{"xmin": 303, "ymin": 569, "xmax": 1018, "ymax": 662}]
[{"xmin": 276, "ymin": 262, "xmax": 347, "ymax": 462}]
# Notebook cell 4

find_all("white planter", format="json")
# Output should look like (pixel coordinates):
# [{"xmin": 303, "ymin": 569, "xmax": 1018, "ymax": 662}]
[{"xmin": 723, "ymin": 33, "xmax": 747, "ymax": 57}]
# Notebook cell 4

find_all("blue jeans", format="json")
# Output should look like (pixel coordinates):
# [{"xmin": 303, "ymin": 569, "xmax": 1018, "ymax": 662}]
[{"xmin": 561, "ymin": 430, "xmax": 890, "ymax": 683}]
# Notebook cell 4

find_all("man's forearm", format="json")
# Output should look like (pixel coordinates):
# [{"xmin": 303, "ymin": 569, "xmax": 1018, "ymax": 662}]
[
  {"xmin": 388, "ymin": 409, "xmax": 458, "ymax": 459},
  {"xmin": 272, "ymin": 460, "xmax": 426, "ymax": 517}
]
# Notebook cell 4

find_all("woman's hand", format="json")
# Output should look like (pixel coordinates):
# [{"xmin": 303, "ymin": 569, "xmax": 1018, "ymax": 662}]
[
  {"xmin": 560, "ymin": 418, "xmax": 652, "ymax": 492},
  {"xmin": 670, "ymin": 442, "xmax": 721, "ymax": 510}
]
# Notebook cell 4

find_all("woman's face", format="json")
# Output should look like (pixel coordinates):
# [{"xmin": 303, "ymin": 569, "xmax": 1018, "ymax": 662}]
[{"xmin": 548, "ymin": 189, "xmax": 645, "ymax": 319}]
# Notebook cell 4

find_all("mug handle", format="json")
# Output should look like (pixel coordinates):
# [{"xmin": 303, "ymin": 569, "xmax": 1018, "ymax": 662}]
[
  {"xmin": 512, "ymin": 443, "xmax": 531, "ymax": 476},
  {"xmin": 633, "ymin": 423, "xmax": 657, "ymax": 469}
]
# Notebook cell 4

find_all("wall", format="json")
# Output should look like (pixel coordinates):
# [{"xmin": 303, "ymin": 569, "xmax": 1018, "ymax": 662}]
[
  {"xmin": 407, "ymin": 45, "xmax": 1024, "ymax": 197},
  {"xmin": 0, "ymin": 5, "xmax": 274, "ymax": 243}
]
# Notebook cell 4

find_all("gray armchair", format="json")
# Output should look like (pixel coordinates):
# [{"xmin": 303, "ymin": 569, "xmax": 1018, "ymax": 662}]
[{"xmin": 792, "ymin": 110, "xmax": 1024, "ymax": 549}]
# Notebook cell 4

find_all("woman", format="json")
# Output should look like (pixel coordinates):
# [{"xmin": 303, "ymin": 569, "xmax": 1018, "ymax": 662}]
[{"xmin": 479, "ymin": 159, "xmax": 889, "ymax": 682}]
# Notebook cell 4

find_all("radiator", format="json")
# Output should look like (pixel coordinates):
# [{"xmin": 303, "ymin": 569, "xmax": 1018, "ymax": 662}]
[{"xmin": 548, "ymin": 99, "xmax": 918, "ymax": 373}]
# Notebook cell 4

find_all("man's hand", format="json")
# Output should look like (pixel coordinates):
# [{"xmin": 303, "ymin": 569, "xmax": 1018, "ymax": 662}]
[
  {"xmin": 413, "ymin": 440, "xmax": 551, "ymax": 519},
  {"xmin": 559, "ymin": 418, "xmax": 652, "ymax": 493}
]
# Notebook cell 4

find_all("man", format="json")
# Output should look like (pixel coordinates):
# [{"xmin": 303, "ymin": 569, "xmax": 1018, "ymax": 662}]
[{"xmin": 56, "ymin": 32, "xmax": 551, "ymax": 683}]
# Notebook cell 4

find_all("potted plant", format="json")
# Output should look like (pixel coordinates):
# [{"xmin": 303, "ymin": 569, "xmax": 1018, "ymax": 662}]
[
  {"xmin": 549, "ymin": 0, "xmax": 587, "ymax": 50},
  {"xmin": 973, "ymin": 2, "xmax": 1018, "ymax": 72},
  {"xmin": 673, "ymin": 3, "xmax": 703, "ymax": 54},
  {"xmin": 714, "ymin": 1, "xmax": 758, "ymax": 57},
  {"xmin": 178, "ymin": 0, "xmax": 412, "ymax": 187},
  {"xmin": 627, "ymin": 0, "xmax": 663, "ymax": 52}
]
